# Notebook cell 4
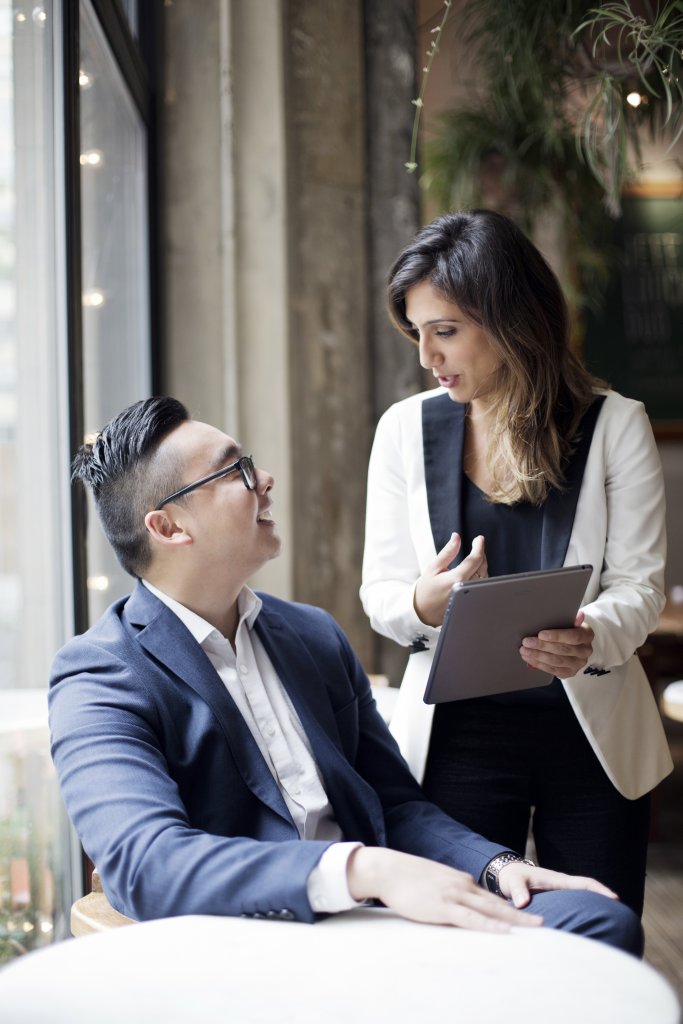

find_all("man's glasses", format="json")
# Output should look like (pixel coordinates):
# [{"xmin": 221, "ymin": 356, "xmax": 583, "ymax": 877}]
[{"xmin": 155, "ymin": 455, "xmax": 257, "ymax": 510}]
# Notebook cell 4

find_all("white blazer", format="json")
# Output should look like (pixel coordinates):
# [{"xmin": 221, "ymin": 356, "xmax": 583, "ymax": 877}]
[{"xmin": 360, "ymin": 387, "xmax": 673, "ymax": 799}]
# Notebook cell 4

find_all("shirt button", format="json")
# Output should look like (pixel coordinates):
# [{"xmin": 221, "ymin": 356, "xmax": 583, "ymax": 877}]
[
  {"xmin": 239, "ymin": 664, "xmax": 248, "ymax": 675},
  {"xmin": 292, "ymin": 786, "xmax": 302, "ymax": 796}
]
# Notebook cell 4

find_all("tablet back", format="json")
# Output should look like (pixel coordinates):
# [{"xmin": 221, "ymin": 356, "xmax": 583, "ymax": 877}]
[{"xmin": 423, "ymin": 565, "xmax": 593, "ymax": 704}]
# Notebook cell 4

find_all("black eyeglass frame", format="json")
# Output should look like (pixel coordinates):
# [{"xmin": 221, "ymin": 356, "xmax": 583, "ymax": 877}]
[{"xmin": 155, "ymin": 455, "xmax": 256, "ymax": 510}]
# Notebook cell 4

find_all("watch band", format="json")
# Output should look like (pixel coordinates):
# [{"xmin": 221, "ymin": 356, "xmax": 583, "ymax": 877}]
[{"xmin": 484, "ymin": 852, "xmax": 535, "ymax": 898}]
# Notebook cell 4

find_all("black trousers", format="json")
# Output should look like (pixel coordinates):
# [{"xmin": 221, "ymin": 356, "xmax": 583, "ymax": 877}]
[{"xmin": 422, "ymin": 691, "xmax": 651, "ymax": 917}]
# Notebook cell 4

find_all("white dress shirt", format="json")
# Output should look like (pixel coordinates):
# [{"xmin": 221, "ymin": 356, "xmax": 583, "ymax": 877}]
[{"xmin": 142, "ymin": 580, "xmax": 362, "ymax": 913}]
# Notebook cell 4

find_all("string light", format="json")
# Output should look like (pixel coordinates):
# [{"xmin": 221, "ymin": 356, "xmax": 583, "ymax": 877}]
[
  {"xmin": 79, "ymin": 69, "xmax": 92, "ymax": 89},
  {"xmin": 87, "ymin": 576, "xmax": 110, "ymax": 592},
  {"xmin": 32, "ymin": 6, "xmax": 47, "ymax": 25},
  {"xmin": 626, "ymin": 92, "xmax": 643, "ymax": 108},
  {"xmin": 82, "ymin": 289, "xmax": 105, "ymax": 308},
  {"xmin": 79, "ymin": 150, "xmax": 103, "ymax": 167}
]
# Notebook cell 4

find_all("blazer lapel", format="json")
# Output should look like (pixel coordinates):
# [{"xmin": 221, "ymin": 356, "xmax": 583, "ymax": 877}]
[
  {"xmin": 423, "ymin": 393, "xmax": 467, "ymax": 563},
  {"xmin": 254, "ymin": 607, "xmax": 341, "ymax": 745},
  {"xmin": 255, "ymin": 606, "xmax": 386, "ymax": 845},
  {"xmin": 125, "ymin": 584, "xmax": 293, "ymax": 827},
  {"xmin": 540, "ymin": 396, "xmax": 606, "ymax": 569},
  {"xmin": 422, "ymin": 392, "xmax": 605, "ymax": 571}
]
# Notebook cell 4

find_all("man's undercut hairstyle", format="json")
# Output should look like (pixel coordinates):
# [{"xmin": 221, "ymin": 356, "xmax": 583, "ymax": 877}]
[{"xmin": 72, "ymin": 397, "xmax": 190, "ymax": 578}]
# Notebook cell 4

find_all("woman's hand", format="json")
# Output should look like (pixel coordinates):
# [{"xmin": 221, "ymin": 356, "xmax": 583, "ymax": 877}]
[
  {"xmin": 414, "ymin": 533, "xmax": 488, "ymax": 628},
  {"xmin": 519, "ymin": 611, "xmax": 595, "ymax": 677}
]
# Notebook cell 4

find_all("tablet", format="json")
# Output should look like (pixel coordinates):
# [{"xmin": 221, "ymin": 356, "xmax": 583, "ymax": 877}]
[{"xmin": 423, "ymin": 565, "xmax": 593, "ymax": 704}]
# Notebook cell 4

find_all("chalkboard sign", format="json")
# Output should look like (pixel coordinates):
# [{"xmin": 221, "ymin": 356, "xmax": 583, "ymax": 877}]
[{"xmin": 583, "ymin": 195, "xmax": 683, "ymax": 432}]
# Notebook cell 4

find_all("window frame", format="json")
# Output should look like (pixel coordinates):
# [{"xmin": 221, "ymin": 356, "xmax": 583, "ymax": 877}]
[
  {"xmin": 61, "ymin": 0, "xmax": 162, "ymax": 636},
  {"xmin": 60, "ymin": 0, "xmax": 162, "ymax": 895}
]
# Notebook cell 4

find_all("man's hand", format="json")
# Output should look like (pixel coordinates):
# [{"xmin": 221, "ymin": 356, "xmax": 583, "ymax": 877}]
[
  {"xmin": 498, "ymin": 861, "xmax": 618, "ymax": 909},
  {"xmin": 346, "ymin": 848, "xmax": 543, "ymax": 933},
  {"xmin": 520, "ymin": 611, "xmax": 594, "ymax": 677},
  {"xmin": 414, "ymin": 534, "xmax": 488, "ymax": 628}
]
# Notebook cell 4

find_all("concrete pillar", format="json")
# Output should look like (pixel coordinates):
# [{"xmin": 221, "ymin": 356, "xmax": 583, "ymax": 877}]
[
  {"xmin": 162, "ymin": 0, "xmax": 237, "ymax": 431},
  {"xmin": 162, "ymin": 0, "xmax": 422, "ymax": 669},
  {"xmin": 283, "ymin": 0, "xmax": 374, "ymax": 664},
  {"xmin": 364, "ymin": 0, "xmax": 422, "ymax": 681},
  {"xmin": 162, "ymin": 0, "xmax": 292, "ymax": 598},
  {"xmin": 365, "ymin": 0, "xmax": 423, "ymax": 416},
  {"xmin": 231, "ymin": 0, "xmax": 292, "ymax": 599}
]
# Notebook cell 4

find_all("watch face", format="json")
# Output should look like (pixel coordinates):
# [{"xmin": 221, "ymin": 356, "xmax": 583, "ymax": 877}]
[
  {"xmin": 486, "ymin": 853, "xmax": 522, "ymax": 894},
  {"xmin": 485, "ymin": 863, "xmax": 502, "ymax": 893}
]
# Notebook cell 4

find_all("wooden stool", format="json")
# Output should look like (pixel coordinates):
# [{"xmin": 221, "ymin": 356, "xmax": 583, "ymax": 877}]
[{"xmin": 70, "ymin": 869, "xmax": 134, "ymax": 936}]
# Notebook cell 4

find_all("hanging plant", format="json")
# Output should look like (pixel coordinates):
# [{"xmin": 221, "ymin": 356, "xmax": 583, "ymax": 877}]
[
  {"xmin": 573, "ymin": 0, "xmax": 683, "ymax": 212},
  {"xmin": 409, "ymin": 0, "xmax": 683, "ymax": 310}
]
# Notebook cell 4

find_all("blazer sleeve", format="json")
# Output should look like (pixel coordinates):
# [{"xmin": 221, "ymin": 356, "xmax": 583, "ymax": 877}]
[
  {"xmin": 579, "ymin": 399, "xmax": 666, "ymax": 670},
  {"xmin": 360, "ymin": 404, "xmax": 440, "ymax": 648},
  {"xmin": 48, "ymin": 641, "xmax": 333, "ymax": 924}
]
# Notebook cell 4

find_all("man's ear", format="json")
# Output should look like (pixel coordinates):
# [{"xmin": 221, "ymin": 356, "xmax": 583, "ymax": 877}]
[{"xmin": 144, "ymin": 509, "xmax": 193, "ymax": 548}]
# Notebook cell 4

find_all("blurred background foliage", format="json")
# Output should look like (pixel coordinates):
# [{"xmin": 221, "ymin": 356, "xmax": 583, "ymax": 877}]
[{"xmin": 421, "ymin": 0, "xmax": 683, "ymax": 313}]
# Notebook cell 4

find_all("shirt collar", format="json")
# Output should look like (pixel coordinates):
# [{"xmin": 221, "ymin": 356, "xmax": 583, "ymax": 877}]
[{"xmin": 142, "ymin": 579, "xmax": 262, "ymax": 646}]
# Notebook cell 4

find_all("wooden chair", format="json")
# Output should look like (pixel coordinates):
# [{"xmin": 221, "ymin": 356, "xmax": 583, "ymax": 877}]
[{"xmin": 70, "ymin": 869, "xmax": 134, "ymax": 936}]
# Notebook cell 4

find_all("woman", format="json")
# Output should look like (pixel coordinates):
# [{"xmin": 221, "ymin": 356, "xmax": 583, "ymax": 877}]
[{"xmin": 360, "ymin": 209, "xmax": 672, "ymax": 916}]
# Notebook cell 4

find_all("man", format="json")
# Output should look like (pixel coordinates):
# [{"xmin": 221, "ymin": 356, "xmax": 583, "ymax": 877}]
[{"xmin": 49, "ymin": 397, "xmax": 640, "ymax": 951}]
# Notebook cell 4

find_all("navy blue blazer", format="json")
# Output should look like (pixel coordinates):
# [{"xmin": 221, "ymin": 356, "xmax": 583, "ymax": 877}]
[{"xmin": 49, "ymin": 583, "xmax": 503, "ymax": 922}]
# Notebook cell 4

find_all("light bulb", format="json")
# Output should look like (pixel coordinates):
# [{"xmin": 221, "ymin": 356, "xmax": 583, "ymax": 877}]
[
  {"xmin": 626, "ymin": 92, "xmax": 642, "ymax": 108},
  {"xmin": 79, "ymin": 150, "xmax": 103, "ymax": 167},
  {"xmin": 87, "ymin": 575, "xmax": 111, "ymax": 592},
  {"xmin": 82, "ymin": 289, "xmax": 105, "ymax": 308}
]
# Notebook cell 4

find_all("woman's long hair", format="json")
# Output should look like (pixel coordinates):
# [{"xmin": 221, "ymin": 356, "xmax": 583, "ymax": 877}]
[{"xmin": 387, "ymin": 209, "xmax": 607, "ymax": 505}]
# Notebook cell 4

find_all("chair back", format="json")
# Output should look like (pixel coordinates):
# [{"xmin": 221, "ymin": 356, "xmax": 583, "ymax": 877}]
[{"xmin": 71, "ymin": 869, "xmax": 134, "ymax": 936}]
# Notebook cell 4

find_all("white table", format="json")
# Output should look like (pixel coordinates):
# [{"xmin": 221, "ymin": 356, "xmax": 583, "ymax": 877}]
[{"xmin": 0, "ymin": 908, "xmax": 679, "ymax": 1023}]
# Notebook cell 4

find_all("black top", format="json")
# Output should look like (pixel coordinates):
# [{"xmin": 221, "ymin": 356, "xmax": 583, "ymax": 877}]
[
  {"xmin": 455, "ymin": 474, "xmax": 565, "ymax": 705},
  {"xmin": 461, "ymin": 474, "xmax": 543, "ymax": 577}
]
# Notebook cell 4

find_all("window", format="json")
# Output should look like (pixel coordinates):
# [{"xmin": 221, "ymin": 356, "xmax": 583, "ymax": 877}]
[
  {"xmin": 0, "ymin": 0, "xmax": 76, "ymax": 962},
  {"xmin": 0, "ymin": 0, "xmax": 155, "ymax": 963},
  {"xmin": 79, "ymin": 0, "xmax": 151, "ymax": 622}
]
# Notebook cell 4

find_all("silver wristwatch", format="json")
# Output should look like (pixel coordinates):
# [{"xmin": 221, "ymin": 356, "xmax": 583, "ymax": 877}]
[{"xmin": 483, "ymin": 852, "xmax": 535, "ymax": 897}]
